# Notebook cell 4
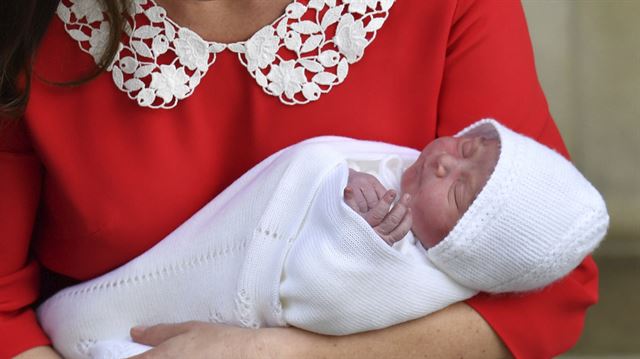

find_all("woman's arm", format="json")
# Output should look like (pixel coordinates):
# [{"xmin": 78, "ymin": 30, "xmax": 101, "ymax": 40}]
[
  {"xmin": 130, "ymin": 302, "xmax": 511, "ymax": 359},
  {"xmin": 0, "ymin": 119, "xmax": 52, "ymax": 358},
  {"xmin": 13, "ymin": 346, "xmax": 63, "ymax": 359},
  {"xmin": 286, "ymin": 302, "xmax": 510, "ymax": 359}
]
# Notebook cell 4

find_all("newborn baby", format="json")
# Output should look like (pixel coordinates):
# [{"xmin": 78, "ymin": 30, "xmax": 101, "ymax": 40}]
[
  {"xmin": 343, "ymin": 133, "xmax": 499, "ymax": 249},
  {"xmin": 37, "ymin": 119, "xmax": 609, "ymax": 359}
]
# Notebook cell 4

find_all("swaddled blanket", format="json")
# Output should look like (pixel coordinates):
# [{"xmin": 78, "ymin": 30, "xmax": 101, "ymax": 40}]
[{"xmin": 37, "ymin": 137, "xmax": 475, "ymax": 359}]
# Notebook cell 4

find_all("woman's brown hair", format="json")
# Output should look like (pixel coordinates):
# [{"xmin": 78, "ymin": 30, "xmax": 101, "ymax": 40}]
[{"xmin": 0, "ymin": 0, "xmax": 129, "ymax": 120}]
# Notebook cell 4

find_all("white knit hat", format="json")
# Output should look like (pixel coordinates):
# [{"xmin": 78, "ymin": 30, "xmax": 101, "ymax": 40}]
[{"xmin": 427, "ymin": 119, "xmax": 609, "ymax": 293}]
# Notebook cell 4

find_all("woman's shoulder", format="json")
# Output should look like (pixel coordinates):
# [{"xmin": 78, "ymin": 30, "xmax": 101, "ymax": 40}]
[{"xmin": 33, "ymin": 11, "xmax": 97, "ymax": 84}]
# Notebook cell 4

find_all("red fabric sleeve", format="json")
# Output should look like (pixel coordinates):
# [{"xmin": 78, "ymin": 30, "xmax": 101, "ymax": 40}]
[
  {"xmin": 0, "ymin": 119, "xmax": 51, "ymax": 357},
  {"xmin": 435, "ymin": 1, "xmax": 599, "ymax": 358}
]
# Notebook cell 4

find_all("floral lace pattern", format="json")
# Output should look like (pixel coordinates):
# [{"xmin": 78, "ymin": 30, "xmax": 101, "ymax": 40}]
[{"xmin": 57, "ymin": 0, "xmax": 395, "ymax": 108}]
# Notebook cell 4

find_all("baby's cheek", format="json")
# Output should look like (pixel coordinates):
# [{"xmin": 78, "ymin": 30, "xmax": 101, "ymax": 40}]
[
  {"xmin": 412, "ymin": 204, "xmax": 456, "ymax": 249},
  {"xmin": 409, "ymin": 208, "xmax": 435, "ymax": 249},
  {"xmin": 400, "ymin": 168, "xmax": 414, "ymax": 193}
]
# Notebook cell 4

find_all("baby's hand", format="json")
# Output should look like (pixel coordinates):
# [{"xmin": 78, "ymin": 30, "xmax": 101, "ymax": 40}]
[
  {"xmin": 343, "ymin": 169, "xmax": 387, "ymax": 215},
  {"xmin": 372, "ymin": 192, "xmax": 412, "ymax": 246},
  {"xmin": 343, "ymin": 170, "xmax": 412, "ymax": 246}
]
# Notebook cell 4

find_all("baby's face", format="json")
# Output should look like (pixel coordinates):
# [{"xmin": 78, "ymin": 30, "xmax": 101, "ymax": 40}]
[{"xmin": 401, "ymin": 135, "xmax": 500, "ymax": 248}]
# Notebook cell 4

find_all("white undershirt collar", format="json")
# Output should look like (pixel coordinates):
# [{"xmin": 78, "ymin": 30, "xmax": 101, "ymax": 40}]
[{"xmin": 56, "ymin": 0, "xmax": 395, "ymax": 108}]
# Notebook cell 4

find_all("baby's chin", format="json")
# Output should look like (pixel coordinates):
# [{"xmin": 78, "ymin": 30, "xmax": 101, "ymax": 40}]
[{"xmin": 412, "ymin": 230, "xmax": 445, "ymax": 250}]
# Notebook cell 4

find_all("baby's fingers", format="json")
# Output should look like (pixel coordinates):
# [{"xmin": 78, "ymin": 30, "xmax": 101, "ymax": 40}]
[
  {"xmin": 382, "ymin": 207, "xmax": 412, "ymax": 245},
  {"xmin": 361, "ymin": 185, "xmax": 380, "ymax": 211},
  {"xmin": 343, "ymin": 186, "xmax": 361, "ymax": 213},
  {"xmin": 364, "ymin": 190, "xmax": 396, "ymax": 226},
  {"xmin": 375, "ymin": 194, "xmax": 412, "ymax": 243},
  {"xmin": 372, "ymin": 179, "xmax": 388, "ymax": 204}
]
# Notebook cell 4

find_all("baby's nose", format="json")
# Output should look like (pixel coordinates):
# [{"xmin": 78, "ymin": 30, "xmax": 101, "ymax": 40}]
[
  {"xmin": 434, "ymin": 153, "xmax": 457, "ymax": 177},
  {"xmin": 435, "ymin": 162, "xmax": 447, "ymax": 177}
]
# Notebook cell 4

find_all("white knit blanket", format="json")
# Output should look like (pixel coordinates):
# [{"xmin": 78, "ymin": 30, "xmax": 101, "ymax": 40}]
[{"xmin": 37, "ymin": 137, "xmax": 475, "ymax": 359}]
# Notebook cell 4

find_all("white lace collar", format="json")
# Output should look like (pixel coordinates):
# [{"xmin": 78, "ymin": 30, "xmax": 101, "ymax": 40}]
[{"xmin": 56, "ymin": 0, "xmax": 395, "ymax": 108}]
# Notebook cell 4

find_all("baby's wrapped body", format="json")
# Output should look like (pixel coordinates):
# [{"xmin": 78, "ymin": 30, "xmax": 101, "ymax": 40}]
[
  {"xmin": 37, "ymin": 120, "xmax": 609, "ymax": 359},
  {"xmin": 38, "ymin": 137, "xmax": 474, "ymax": 358}
]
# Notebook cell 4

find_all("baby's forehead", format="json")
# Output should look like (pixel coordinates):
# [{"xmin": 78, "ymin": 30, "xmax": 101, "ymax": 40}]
[
  {"xmin": 462, "ymin": 132, "xmax": 500, "ymax": 142},
  {"xmin": 466, "ymin": 135, "xmax": 500, "ymax": 163}
]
